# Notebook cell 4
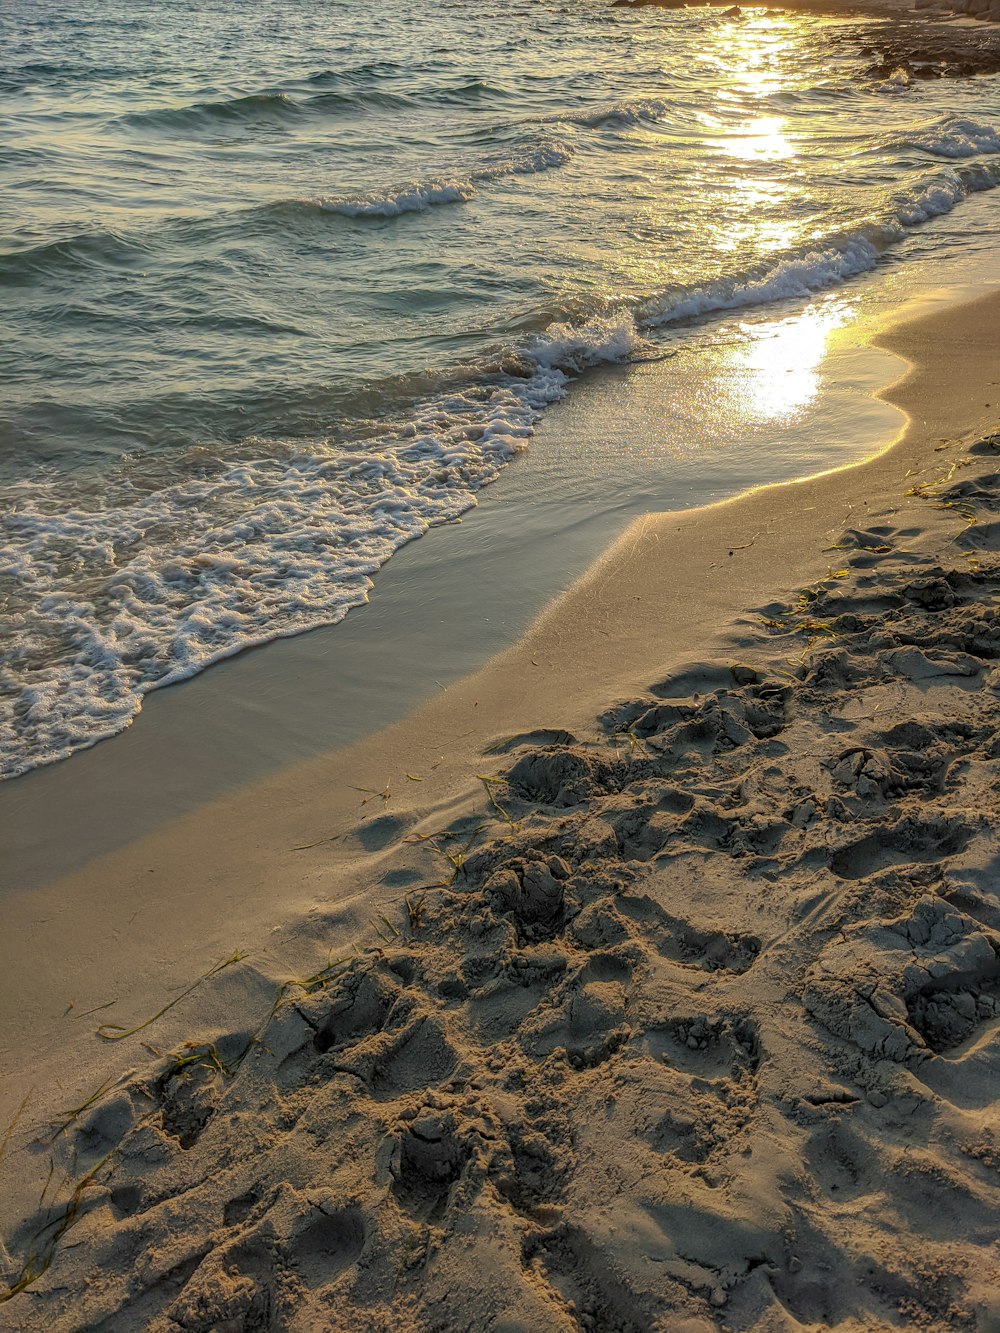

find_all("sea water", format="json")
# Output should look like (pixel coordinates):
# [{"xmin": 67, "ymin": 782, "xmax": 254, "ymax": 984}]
[{"xmin": 3, "ymin": 0, "xmax": 1000, "ymax": 780}]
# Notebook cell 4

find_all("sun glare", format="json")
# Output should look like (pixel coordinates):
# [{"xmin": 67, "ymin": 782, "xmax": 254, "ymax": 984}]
[
  {"xmin": 722, "ymin": 114, "xmax": 795, "ymax": 162},
  {"xmin": 729, "ymin": 300, "xmax": 852, "ymax": 425}
]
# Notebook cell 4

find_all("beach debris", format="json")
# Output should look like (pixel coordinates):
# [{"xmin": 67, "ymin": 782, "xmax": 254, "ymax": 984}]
[
  {"xmin": 96, "ymin": 949, "xmax": 245, "ymax": 1042},
  {"xmin": 350, "ymin": 779, "xmax": 392, "ymax": 808}
]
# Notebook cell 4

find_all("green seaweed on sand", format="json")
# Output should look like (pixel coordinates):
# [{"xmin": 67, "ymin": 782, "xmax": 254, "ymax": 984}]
[
  {"xmin": 477, "ymin": 774, "xmax": 518, "ymax": 830},
  {"xmin": 38, "ymin": 1076, "xmax": 118, "ymax": 1146},
  {"xmin": 904, "ymin": 457, "xmax": 963, "ymax": 499},
  {"xmin": 0, "ymin": 1149, "xmax": 117, "ymax": 1305},
  {"xmin": 290, "ymin": 828, "xmax": 347, "ymax": 851},
  {"xmin": 350, "ymin": 779, "xmax": 392, "ymax": 808},
  {"xmin": 163, "ymin": 1040, "xmax": 228, "ymax": 1081},
  {"xmin": 760, "ymin": 612, "xmax": 837, "ymax": 639},
  {"xmin": 611, "ymin": 720, "xmax": 651, "ymax": 759},
  {"xmin": 252, "ymin": 954, "xmax": 354, "ymax": 1049},
  {"xmin": 405, "ymin": 825, "xmax": 485, "ymax": 881},
  {"xmin": 282, "ymin": 952, "xmax": 352, "ymax": 997},
  {"xmin": 371, "ymin": 913, "xmax": 401, "ymax": 943},
  {"xmin": 0, "ymin": 1090, "xmax": 33, "ymax": 1169},
  {"xmin": 404, "ymin": 892, "xmax": 428, "ymax": 931},
  {"xmin": 825, "ymin": 540, "xmax": 893, "ymax": 555},
  {"xmin": 935, "ymin": 498, "xmax": 978, "ymax": 525},
  {"xmin": 96, "ymin": 949, "xmax": 245, "ymax": 1042}
]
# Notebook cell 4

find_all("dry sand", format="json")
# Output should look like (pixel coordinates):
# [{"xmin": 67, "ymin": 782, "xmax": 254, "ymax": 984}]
[{"xmin": 2, "ymin": 289, "xmax": 1000, "ymax": 1330}]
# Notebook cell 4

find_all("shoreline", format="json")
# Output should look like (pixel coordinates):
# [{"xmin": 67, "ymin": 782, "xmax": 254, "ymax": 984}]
[
  {"xmin": 3, "ymin": 286, "xmax": 1000, "ymax": 1326},
  {"xmin": 0, "ymin": 296, "xmax": 905, "ymax": 892}
]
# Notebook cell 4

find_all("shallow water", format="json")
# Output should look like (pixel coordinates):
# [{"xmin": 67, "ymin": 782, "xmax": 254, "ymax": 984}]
[{"xmin": 3, "ymin": 0, "xmax": 1000, "ymax": 779}]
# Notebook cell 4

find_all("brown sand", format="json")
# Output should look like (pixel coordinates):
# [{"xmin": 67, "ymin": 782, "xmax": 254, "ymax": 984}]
[{"xmin": 1, "ymin": 289, "xmax": 1000, "ymax": 1329}]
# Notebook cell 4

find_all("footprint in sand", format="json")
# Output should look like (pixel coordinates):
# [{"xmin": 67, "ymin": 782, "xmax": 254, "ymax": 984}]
[
  {"xmin": 303, "ymin": 958, "xmax": 458, "ymax": 1101},
  {"xmin": 389, "ymin": 1104, "xmax": 476, "ymax": 1221},
  {"xmin": 642, "ymin": 1012, "xmax": 762, "ymax": 1082},
  {"xmin": 167, "ymin": 1191, "xmax": 366, "ymax": 1330},
  {"xmin": 829, "ymin": 812, "xmax": 972, "ymax": 882},
  {"xmin": 618, "ymin": 893, "xmax": 760, "ymax": 974}
]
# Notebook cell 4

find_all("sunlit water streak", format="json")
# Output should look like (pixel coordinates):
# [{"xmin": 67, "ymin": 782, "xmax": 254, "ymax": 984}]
[{"xmin": 2, "ymin": 0, "xmax": 1000, "ymax": 779}]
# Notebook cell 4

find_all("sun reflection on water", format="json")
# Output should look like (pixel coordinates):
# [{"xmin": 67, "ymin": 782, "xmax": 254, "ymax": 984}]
[
  {"xmin": 565, "ymin": 13, "xmax": 862, "ymax": 442},
  {"xmin": 610, "ymin": 13, "xmax": 817, "ymax": 288},
  {"xmin": 721, "ymin": 114, "xmax": 795, "ymax": 162},
  {"xmin": 720, "ymin": 299, "xmax": 853, "ymax": 427}
]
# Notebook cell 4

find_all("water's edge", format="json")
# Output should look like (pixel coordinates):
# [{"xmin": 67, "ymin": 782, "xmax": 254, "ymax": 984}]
[{"xmin": 0, "ymin": 308, "xmax": 914, "ymax": 891}]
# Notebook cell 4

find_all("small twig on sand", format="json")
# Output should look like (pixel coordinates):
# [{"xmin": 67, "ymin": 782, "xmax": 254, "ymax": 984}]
[
  {"xmin": 728, "ymin": 532, "xmax": 761, "ymax": 554},
  {"xmin": 290, "ymin": 830, "xmax": 346, "ymax": 852},
  {"xmin": 350, "ymin": 781, "xmax": 392, "ymax": 809},
  {"xmin": 37, "ymin": 1077, "xmax": 117, "ymax": 1146},
  {"xmin": 0, "ymin": 1089, "xmax": 33, "ymax": 1166},
  {"xmin": 477, "ymin": 775, "xmax": 518, "ymax": 830}
]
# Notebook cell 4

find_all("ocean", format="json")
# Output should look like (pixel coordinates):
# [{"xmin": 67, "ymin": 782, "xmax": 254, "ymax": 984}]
[{"xmin": 3, "ymin": 0, "xmax": 1000, "ymax": 781}]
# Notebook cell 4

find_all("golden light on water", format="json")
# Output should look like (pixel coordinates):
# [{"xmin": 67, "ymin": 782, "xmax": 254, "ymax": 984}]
[
  {"xmin": 603, "ymin": 9, "xmax": 830, "ymax": 296},
  {"xmin": 572, "ymin": 12, "xmax": 854, "ymax": 440},
  {"xmin": 661, "ymin": 3, "xmax": 852, "ymax": 437},
  {"xmin": 715, "ymin": 180, "xmax": 799, "ymax": 254},
  {"xmin": 709, "ymin": 16, "xmax": 798, "ymax": 159},
  {"xmin": 721, "ymin": 114, "xmax": 794, "ymax": 162},
  {"xmin": 722, "ymin": 300, "xmax": 852, "ymax": 426},
  {"xmin": 705, "ymin": 12, "xmax": 799, "ymax": 93}
]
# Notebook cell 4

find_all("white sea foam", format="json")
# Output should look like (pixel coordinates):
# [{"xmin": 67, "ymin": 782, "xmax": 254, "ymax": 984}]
[
  {"xmin": 640, "ymin": 235, "xmax": 883, "ymax": 326},
  {"xmin": 320, "ymin": 140, "xmax": 572, "ymax": 217},
  {"xmin": 558, "ymin": 97, "xmax": 672, "ymax": 129},
  {"xmin": 894, "ymin": 116, "xmax": 1000, "ymax": 160},
  {"xmin": 642, "ymin": 160, "xmax": 1000, "ymax": 326},
  {"xmin": 530, "ymin": 313, "xmax": 645, "ymax": 371},
  {"xmin": 0, "ymin": 307, "xmax": 637, "ymax": 780},
  {"xmin": 324, "ymin": 180, "xmax": 476, "ymax": 217}
]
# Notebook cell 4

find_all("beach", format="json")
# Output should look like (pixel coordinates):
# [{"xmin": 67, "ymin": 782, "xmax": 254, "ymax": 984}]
[
  {"xmin": 2, "ymin": 285, "xmax": 999, "ymax": 1329},
  {"xmin": 7, "ymin": 0, "xmax": 1000, "ymax": 790}
]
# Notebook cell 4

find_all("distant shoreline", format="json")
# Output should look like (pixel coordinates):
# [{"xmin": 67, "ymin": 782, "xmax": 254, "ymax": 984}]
[{"xmin": 615, "ymin": 0, "xmax": 1000, "ymax": 77}]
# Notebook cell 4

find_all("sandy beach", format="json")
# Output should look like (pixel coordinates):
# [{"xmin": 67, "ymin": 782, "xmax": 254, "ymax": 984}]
[{"xmin": 3, "ymin": 286, "xmax": 1000, "ymax": 1329}]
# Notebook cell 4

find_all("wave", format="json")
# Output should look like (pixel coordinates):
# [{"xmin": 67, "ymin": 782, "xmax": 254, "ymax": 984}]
[
  {"xmin": 115, "ymin": 77, "xmax": 518, "ymax": 137},
  {"xmin": 640, "ymin": 159, "xmax": 1000, "ymax": 326},
  {"xmin": 0, "ymin": 146, "xmax": 48, "ymax": 167},
  {"xmin": 887, "ymin": 115, "xmax": 1000, "ymax": 160},
  {"xmin": 0, "ymin": 310, "xmax": 635, "ymax": 781},
  {"xmin": 418, "ymin": 77, "xmax": 514, "ymax": 105},
  {"xmin": 554, "ymin": 95, "xmax": 673, "ymax": 129},
  {"xmin": 0, "ymin": 229, "xmax": 147, "ymax": 286},
  {"xmin": 0, "ymin": 139, "xmax": 572, "ymax": 286},
  {"xmin": 323, "ymin": 180, "xmax": 477, "ymax": 218},
  {"xmin": 301, "ymin": 87, "xmax": 412, "ymax": 113},
  {"xmin": 302, "ymin": 60, "xmax": 408, "ymax": 88},
  {"xmin": 117, "ymin": 92, "xmax": 306, "ymax": 133},
  {"xmin": 314, "ymin": 141, "xmax": 573, "ymax": 218},
  {"xmin": 0, "ymin": 60, "xmax": 129, "ymax": 94}
]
